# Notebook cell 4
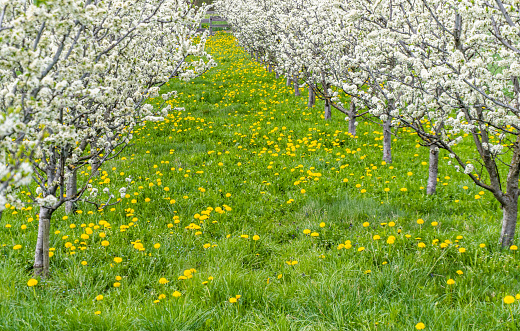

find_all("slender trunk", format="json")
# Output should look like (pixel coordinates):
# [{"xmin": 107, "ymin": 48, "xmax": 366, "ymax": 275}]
[
  {"xmin": 383, "ymin": 118, "xmax": 392, "ymax": 163},
  {"xmin": 500, "ymin": 199, "xmax": 518, "ymax": 247},
  {"xmin": 307, "ymin": 86, "xmax": 315, "ymax": 108},
  {"xmin": 275, "ymin": 72, "xmax": 280, "ymax": 80},
  {"xmin": 427, "ymin": 145, "xmax": 439, "ymax": 195},
  {"xmin": 323, "ymin": 79, "xmax": 332, "ymax": 120},
  {"xmin": 65, "ymin": 168, "xmax": 77, "ymax": 214},
  {"xmin": 90, "ymin": 141, "xmax": 101, "ymax": 176},
  {"xmin": 34, "ymin": 206, "xmax": 53, "ymax": 277},
  {"xmin": 499, "ymin": 138, "xmax": 520, "ymax": 247},
  {"xmin": 324, "ymin": 99, "xmax": 332, "ymax": 120},
  {"xmin": 268, "ymin": 64, "xmax": 272, "ymax": 73},
  {"xmin": 347, "ymin": 101, "xmax": 356, "ymax": 136},
  {"xmin": 286, "ymin": 76, "xmax": 291, "ymax": 87},
  {"xmin": 294, "ymin": 76, "xmax": 300, "ymax": 96}
]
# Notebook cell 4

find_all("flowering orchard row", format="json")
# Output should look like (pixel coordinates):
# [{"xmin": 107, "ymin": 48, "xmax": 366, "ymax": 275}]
[
  {"xmin": 3, "ymin": 33, "xmax": 520, "ymax": 329},
  {"xmin": 0, "ymin": 0, "xmax": 215, "ymax": 276},
  {"xmin": 216, "ymin": 0, "xmax": 520, "ymax": 247}
]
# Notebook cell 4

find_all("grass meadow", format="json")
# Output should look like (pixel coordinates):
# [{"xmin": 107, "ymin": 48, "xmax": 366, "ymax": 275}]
[{"xmin": 1, "ymin": 33, "xmax": 519, "ymax": 330}]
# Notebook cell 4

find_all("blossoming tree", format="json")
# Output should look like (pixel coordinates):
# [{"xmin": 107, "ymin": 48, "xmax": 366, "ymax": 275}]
[
  {"xmin": 0, "ymin": 0, "xmax": 214, "ymax": 275},
  {"xmin": 352, "ymin": 0, "xmax": 520, "ymax": 246},
  {"xmin": 218, "ymin": 0, "xmax": 520, "ymax": 246}
]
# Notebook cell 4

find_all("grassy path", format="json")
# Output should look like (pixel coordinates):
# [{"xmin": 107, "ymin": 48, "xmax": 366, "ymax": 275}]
[{"xmin": 0, "ymin": 33, "xmax": 519, "ymax": 330}]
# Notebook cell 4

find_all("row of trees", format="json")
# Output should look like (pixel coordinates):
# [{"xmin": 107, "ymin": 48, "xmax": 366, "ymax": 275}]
[
  {"xmin": 216, "ymin": 0, "xmax": 520, "ymax": 247},
  {"xmin": 0, "ymin": 0, "xmax": 215, "ymax": 276}
]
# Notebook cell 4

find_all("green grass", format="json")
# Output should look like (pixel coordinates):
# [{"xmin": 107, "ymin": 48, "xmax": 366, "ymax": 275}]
[
  {"xmin": 200, "ymin": 20, "xmax": 230, "ymax": 31},
  {"xmin": 0, "ymin": 32, "xmax": 519, "ymax": 330}
]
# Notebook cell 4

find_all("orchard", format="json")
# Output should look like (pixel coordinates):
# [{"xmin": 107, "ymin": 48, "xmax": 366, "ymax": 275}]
[{"xmin": 1, "ymin": 0, "xmax": 520, "ymax": 329}]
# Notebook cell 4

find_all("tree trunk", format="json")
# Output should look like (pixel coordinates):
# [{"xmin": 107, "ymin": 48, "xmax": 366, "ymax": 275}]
[
  {"xmin": 275, "ymin": 72, "xmax": 280, "ymax": 80},
  {"xmin": 494, "ymin": 133, "xmax": 520, "ymax": 247},
  {"xmin": 286, "ymin": 76, "xmax": 291, "ymax": 87},
  {"xmin": 90, "ymin": 141, "xmax": 101, "ymax": 176},
  {"xmin": 427, "ymin": 145, "xmax": 439, "ymax": 195},
  {"xmin": 308, "ymin": 86, "xmax": 315, "ymax": 108},
  {"xmin": 268, "ymin": 64, "xmax": 272, "ymax": 73},
  {"xmin": 34, "ymin": 206, "xmax": 53, "ymax": 277},
  {"xmin": 347, "ymin": 101, "xmax": 356, "ymax": 136},
  {"xmin": 65, "ymin": 168, "xmax": 77, "ymax": 214},
  {"xmin": 383, "ymin": 118, "xmax": 392, "ymax": 163},
  {"xmin": 500, "ymin": 199, "xmax": 518, "ymax": 248},
  {"xmin": 294, "ymin": 76, "xmax": 300, "ymax": 96},
  {"xmin": 324, "ymin": 99, "xmax": 332, "ymax": 120}
]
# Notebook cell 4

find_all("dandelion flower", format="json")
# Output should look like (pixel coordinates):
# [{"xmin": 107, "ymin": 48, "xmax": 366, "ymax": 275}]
[
  {"xmin": 27, "ymin": 279, "xmax": 38, "ymax": 287},
  {"xmin": 504, "ymin": 296, "xmax": 515, "ymax": 304},
  {"xmin": 159, "ymin": 278, "xmax": 169, "ymax": 284}
]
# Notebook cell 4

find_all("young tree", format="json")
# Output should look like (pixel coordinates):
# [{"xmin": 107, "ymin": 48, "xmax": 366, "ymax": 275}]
[
  {"xmin": 1, "ymin": 0, "xmax": 214, "ymax": 276},
  {"xmin": 362, "ymin": 0, "xmax": 520, "ymax": 246}
]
